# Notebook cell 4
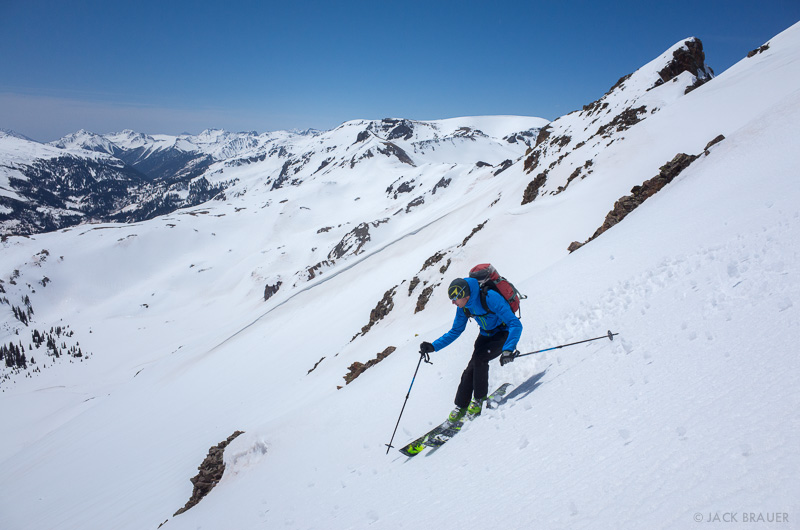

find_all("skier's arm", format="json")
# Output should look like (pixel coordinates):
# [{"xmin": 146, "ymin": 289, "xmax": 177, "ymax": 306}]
[
  {"xmin": 486, "ymin": 291, "xmax": 523, "ymax": 352},
  {"xmin": 432, "ymin": 308, "xmax": 468, "ymax": 351}
]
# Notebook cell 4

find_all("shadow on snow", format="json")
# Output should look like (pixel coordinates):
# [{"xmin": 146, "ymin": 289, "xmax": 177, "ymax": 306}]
[{"xmin": 506, "ymin": 370, "xmax": 547, "ymax": 403}]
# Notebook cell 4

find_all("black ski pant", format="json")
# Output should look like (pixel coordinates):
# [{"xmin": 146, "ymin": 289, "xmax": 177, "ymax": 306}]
[{"xmin": 454, "ymin": 330, "xmax": 509, "ymax": 409}]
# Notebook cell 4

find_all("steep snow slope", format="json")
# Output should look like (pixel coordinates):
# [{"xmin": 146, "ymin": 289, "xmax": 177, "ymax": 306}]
[{"xmin": 1, "ymin": 24, "xmax": 799, "ymax": 530}]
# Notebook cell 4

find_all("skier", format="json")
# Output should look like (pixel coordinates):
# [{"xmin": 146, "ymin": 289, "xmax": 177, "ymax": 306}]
[{"xmin": 419, "ymin": 277, "xmax": 522, "ymax": 422}]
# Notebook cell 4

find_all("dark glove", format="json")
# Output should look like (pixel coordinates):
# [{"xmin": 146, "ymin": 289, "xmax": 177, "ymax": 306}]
[
  {"xmin": 419, "ymin": 342, "xmax": 435, "ymax": 354},
  {"xmin": 499, "ymin": 350, "xmax": 517, "ymax": 366}
]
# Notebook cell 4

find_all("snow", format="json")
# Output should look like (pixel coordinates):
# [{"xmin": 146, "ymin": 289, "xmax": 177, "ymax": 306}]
[{"xmin": 1, "ymin": 23, "xmax": 799, "ymax": 530}]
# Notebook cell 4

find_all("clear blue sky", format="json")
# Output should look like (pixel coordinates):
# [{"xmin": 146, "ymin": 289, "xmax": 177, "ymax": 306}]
[{"xmin": 2, "ymin": 0, "xmax": 798, "ymax": 142}]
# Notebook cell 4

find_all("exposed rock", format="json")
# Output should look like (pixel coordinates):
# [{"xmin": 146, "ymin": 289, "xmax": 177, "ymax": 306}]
[
  {"xmin": 352, "ymin": 286, "xmax": 397, "ymax": 340},
  {"xmin": 263, "ymin": 281, "xmax": 282, "ymax": 301},
  {"xmin": 408, "ymin": 276, "xmax": 421, "ymax": 295},
  {"xmin": 349, "ymin": 149, "xmax": 375, "ymax": 168},
  {"xmin": 307, "ymin": 356, "xmax": 325, "ymax": 374},
  {"xmin": 556, "ymin": 160, "xmax": 594, "ymax": 195},
  {"xmin": 355, "ymin": 130, "xmax": 370, "ymax": 143},
  {"xmin": 174, "ymin": 431, "xmax": 245, "ymax": 517},
  {"xmin": 421, "ymin": 251, "xmax": 446, "ymax": 271},
  {"xmin": 747, "ymin": 44, "xmax": 770, "ymax": 58},
  {"xmin": 342, "ymin": 346, "xmax": 396, "ymax": 385},
  {"xmin": 521, "ymin": 171, "xmax": 549, "ymax": 205},
  {"xmin": 368, "ymin": 118, "xmax": 415, "ymax": 141},
  {"xmin": 328, "ymin": 222, "xmax": 371, "ymax": 260},
  {"xmin": 524, "ymin": 148, "xmax": 542, "ymax": 174},
  {"xmin": 608, "ymin": 73, "xmax": 633, "ymax": 93},
  {"xmin": 534, "ymin": 126, "xmax": 552, "ymax": 147},
  {"xmin": 703, "ymin": 134, "xmax": 725, "ymax": 154},
  {"xmin": 431, "ymin": 177, "xmax": 451, "ymax": 194},
  {"xmin": 569, "ymin": 152, "xmax": 700, "ymax": 252},
  {"xmin": 596, "ymin": 106, "xmax": 647, "ymax": 138},
  {"xmin": 377, "ymin": 142, "xmax": 415, "ymax": 166},
  {"xmin": 503, "ymin": 128, "xmax": 539, "ymax": 146},
  {"xmin": 387, "ymin": 179, "xmax": 416, "ymax": 199},
  {"xmin": 655, "ymin": 38, "xmax": 711, "ymax": 87},
  {"xmin": 493, "ymin": 159, "xmax": 514, "ymax": 176},
  {"xmin": 306, "ymin": 260, "xmax": 333, "ymax": 280},
  {"xmin": 459, "ymin": 220, "xmax": 488, "ymax": 247},
  {"xmin": 415, "ymin": 283, "xmax": 439, "ymax": 313},
  {"xmin": 567, "ymin": 241, "xmax": 584, "ymax": 253},
  {"xmin": 314, "ymin": 157, "xmax": 334, "ymax": 174},
  {"xmin": 405, "ymin": 196, "xmax": 425, "ymax": 213},
  {"xmin": 553, "ymin": 135, "xmax": 572, "ymax": 149},
  {"xmin": 582, "ymin": 99, "xmax": 611, "ymax": 117}
]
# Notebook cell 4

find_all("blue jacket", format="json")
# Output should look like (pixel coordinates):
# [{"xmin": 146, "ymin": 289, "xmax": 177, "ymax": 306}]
[{"xmin": 432, "ymin": 277, "xmax": 522, "ymax": 353}]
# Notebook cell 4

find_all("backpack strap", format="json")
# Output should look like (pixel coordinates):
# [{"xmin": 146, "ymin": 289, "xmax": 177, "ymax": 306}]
[{"xmin": 462, "ymin": 285, "xmax": 492, "ymax": 318}]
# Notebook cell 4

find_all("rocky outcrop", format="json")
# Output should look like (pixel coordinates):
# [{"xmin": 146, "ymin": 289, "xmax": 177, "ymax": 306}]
[
  {"xmin": 655, "ymin": 38, "xmax": 712, "ymax": 87},
  {"xmin": 174, "ymin": 431, "xmax": 245, "ymax": 517},
  {"xmin": 370, "ymin": 118, "xmax": 415, "ymax": 141},
  {"xmin": 307, "ymin": 356, "xmax": 325, "ymax": 374},
  {"xmin": 263, "ymin": 281, "xmax": 282, "ymax": 301},
  {"xmin": 415, "ymin": 283, "xmax": 439, "ymax": 313},
  {"xmin": 654, "ymin": 38, "xmax": 714, "ymax": 94},
  {"xmin": 421, "ymin": 251, "xmax": 447, "ymax": 271},
  {"xmin": 377, "ymin": 142, "xmax": 415, "ymax": 166},
  {"xmin": 493, "ymin": 159, "xmax": 514, "ymax": 176},
  {"xmin": 459, "ymin": 220, "xmax": 488, "ymax": 247},
  {"xmin": 329, "ymin": 223, "xmax": 372, "ymax": 260},
  {"xmin": 555, "ymin": 160, "xmax": 594, "ymax": 195},
  {"xmin": 431, "ymin": 177, "xmax": 451, "ymax": 194},
  {"xmin": 568, "ymin": 151, "xmax": 704, "ymax": 252},
  {"xmin": 703, "ymin": 134, "xmax": 725, "ymax": 154},
  {"xmin": 747, "ymin": 44, "xmax": 770, "ymax": 58},
  {"xmin": 521, "ymin": 171, "xmax": 549, "ymax": 205},
  {"xmin": 352, "ymin": 286, "xmax": 397, "ymax": 340},
  {"xmin": 595, "ymin": 106, "xmax": 647, "ymax": 138},
  {"xmin": 342, "ymin": 346, "xmax": 396, "ymax": 385}
]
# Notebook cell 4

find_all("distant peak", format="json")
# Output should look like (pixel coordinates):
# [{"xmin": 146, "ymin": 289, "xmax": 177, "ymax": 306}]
[{"xmin": 0, "ymin": 128, "xmax": 38, "ymax": 142}]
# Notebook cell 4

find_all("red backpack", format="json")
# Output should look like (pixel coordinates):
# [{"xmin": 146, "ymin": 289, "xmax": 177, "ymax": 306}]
[{"xmin": 469, "ymin": 263, "xmax": 526, "ymax": 316}]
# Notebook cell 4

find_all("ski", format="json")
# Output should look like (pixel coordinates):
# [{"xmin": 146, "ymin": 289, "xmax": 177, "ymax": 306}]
[
  {"xmin": 397, "ymin": 420, "xmax": 456, "ymax": 457},
  {"xmin": 399, "ymin": 382, "xmax": 513, "ymax": 457}
]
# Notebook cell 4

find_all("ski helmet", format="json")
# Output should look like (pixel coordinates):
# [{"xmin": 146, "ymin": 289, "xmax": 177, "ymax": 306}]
[{"xmin": 448, "ymin": 278, "xmax": 470, "ymax": 301}]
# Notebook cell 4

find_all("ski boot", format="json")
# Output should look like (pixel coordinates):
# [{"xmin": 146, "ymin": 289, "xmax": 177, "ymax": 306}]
[
  {"xmin": 448, "ymin": 406, "xmax": 467, "ymax": 424},
  {"xmin": 466, "ymin": 397, "xmax": 486, "ymax": 419}
]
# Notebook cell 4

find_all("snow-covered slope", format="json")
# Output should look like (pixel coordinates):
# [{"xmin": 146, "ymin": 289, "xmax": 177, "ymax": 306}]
[{"xmin": 1, "ymin": 24, "xmax": 799, "ymax": 530}]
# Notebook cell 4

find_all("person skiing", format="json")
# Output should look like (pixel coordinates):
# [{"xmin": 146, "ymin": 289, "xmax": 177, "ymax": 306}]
[{"xmin": 419, "ymin": 277, "xmax": 523, "ymax": 422}]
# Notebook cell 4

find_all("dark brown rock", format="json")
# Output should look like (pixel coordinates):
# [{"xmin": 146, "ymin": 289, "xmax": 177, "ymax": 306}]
[
  {"xmin": 521, "ymin": 171, "xmax": 548, "ymax": 205},
  {"xmin": 263, "ymin": 281, "xmax": 282, "ymax": 301},
  {"xmin": 174, "ymin": 431, "xmax": 245, "ymax": 517},
  {"xmin": 459, "ymin": 220, "xmax": 488, "ymax": 247},
  {"xmin": 747, "ymin": 44, "xmax": 770, "ymax": 58},
  {"xmin": 415, "ymin": 283, "xmax": 439, "ymax": 313},
  {"xmin": 656, "ymin": 38, "xmax": 709, "ymax": 87},
  {"xmin": 342, "ymin": 346, "xmax": 397, "ymax": 385},
  {"xmin": 352, "ymin": 287, "xmax": 397, "ymax": 339},
  {"xmin": 704, "ymin": 134, "xmax": 725, "ymax": 154},
  {"xmin": 569, "ymin": 152, "xmax": 700, "ymax": 252}
]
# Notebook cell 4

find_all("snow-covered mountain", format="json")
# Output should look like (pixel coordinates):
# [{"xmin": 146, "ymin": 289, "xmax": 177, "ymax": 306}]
[
  {"xmin": 1, "ymin": 115, "xmax": 546, "ymax": 236},
  {"xmin": 1, "ymin": 22, "xmax": 798, "ymax": 530}
]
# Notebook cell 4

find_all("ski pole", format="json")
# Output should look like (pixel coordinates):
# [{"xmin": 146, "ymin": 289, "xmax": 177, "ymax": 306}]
[
  {"xmin": 515, "ymin": 330, "xmax": 618, "ymax": 359},
  {"xmin": 385, "ymin": 351, "xmax": 432, "ymax": 454}
]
